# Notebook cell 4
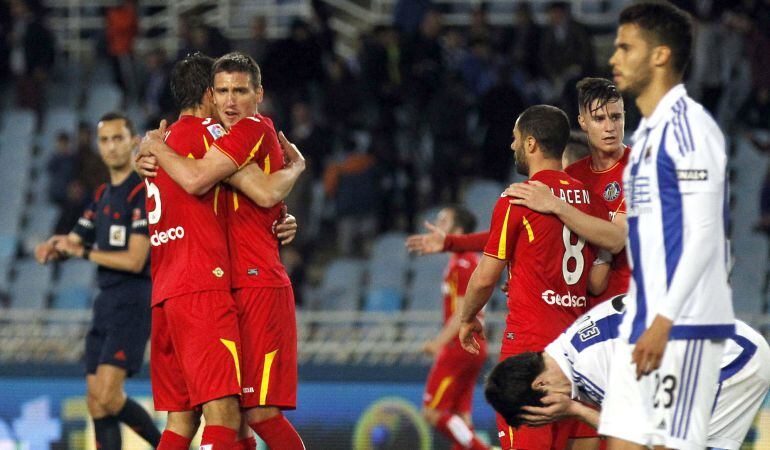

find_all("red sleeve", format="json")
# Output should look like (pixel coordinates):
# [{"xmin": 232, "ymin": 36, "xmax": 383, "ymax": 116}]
[
  {"xmin": 211, "ymin": 117, "xmax": 269, "ymax": 168},
  {"xmin": 454, "ymin": 256, "xmax": 478, "ymax": 296},
  {"xmin": 444, "ymin": 231, "xmax": 490, "ymax": 253},
  {"xmin": 483, "ymin": 197, "xmax": 521, "ymax": 260}
]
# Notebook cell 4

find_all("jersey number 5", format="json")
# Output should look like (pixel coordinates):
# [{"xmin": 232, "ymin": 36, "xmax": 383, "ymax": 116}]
[
  {"xmin": 562, "ymin": 226, "xmax": 585, "ymax": 285},
  {"xmin": 145, "ymin": 179, "xmax": 162, "ymax": 224}
]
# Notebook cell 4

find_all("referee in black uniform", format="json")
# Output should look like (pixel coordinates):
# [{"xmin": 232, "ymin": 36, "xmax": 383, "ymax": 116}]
[{"xmin": 36, "ymin": 112, "xmax": 160, "ymax": 449}]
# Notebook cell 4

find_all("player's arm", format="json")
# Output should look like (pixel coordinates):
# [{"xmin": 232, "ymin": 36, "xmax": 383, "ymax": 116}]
[
  {"xmin": 587, "ymin": 251, "xmax": 612, "ymax": 296},
  {"xmin": 459, "ymin": 255, "xmax": 506, "ymax": 354},
  {"xmin": 520, "ymin": 394, "xmax": 600, "ymax": 429},
  {"xmin": 139, "ymin": 123, "xmax": 238, "ymax": 196},
  {"xmin": 425, "ymin": 304, "xmax": 464, "ymax": 354},
  {"xmin": 505, "ymin": 181, "xmax": 626, "ymax": 254},
  {"xmin": 225, "ymin": 132, "xmax": 306, "ymax": 208},
  {"xmin": 57, "ymin": 234, "xmax": 150, "ymax": 273},
  {"xmin": 406, "ymin": 223, "xmax": 490, "ymax": 255}
]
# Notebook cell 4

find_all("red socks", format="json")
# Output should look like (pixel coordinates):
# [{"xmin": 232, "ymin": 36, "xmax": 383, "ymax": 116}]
[
  {"xmin": 436, "ymin": 413, "xmax": 488, "ymax": 450},
  {"xmin": 200, "ymin": 425, "xmax": 237, "ymax": 449},
  {"xmin": 237, "ymin": 436, "xmax": 257, "ymax": 450},
  {"xmin": 157, "ymin": 430, "xmax": 192, "ymax": 450},
  {"xmin": 249, "ymin": 414, "xmax": 305, "ymax": 450}
]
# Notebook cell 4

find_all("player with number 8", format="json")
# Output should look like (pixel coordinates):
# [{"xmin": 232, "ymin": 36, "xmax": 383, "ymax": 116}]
[{"xmin": 459, "ymin": 105, "xmax": 611, "ymax": 450}]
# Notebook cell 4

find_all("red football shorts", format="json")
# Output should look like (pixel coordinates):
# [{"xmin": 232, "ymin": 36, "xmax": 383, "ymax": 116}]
[
  {"xmin": 234, "ymin": 286, "xmax": 298, "ymax": 410},
  {"xmin": 423, "ymin": 340, "xmax": 487, "ymax": 414},
  {"xmin": 151, "ymin": 291, "xmax": 242, "ymax": 411},
  {"xmin": 496, "ymin": 351, "xmax": 588, "ymax": 450}
]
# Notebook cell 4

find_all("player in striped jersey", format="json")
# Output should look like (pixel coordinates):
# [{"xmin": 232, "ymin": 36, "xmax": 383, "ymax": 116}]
[
  {"xmin": 485, "ymin": 295, "xmax": 770, "ymax": 450},
  {"xmin": 599, "ymin": 3, "xmax": 735, "ymax": 449}
]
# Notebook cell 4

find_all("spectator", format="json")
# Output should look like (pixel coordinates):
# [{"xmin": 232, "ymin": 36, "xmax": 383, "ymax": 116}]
[
  {"xmin": 439, "ymin": 28, "xmax": 468, "ymax": 73},
  {"xmin": 9, "ymin": 0, "xmax": 55, "ymax": 113},
  {"xmin": 177, "ymin": 15, "xmax": 231, "ymax": 59},
  {"xmin": 323, "ymin": 56, "xmax": 363, "ymax": 133},
  {"xmin": 538, "ymin": 2, "xmax": 595, "ymax": 94},
  {"xmin": 393, "ymin": 0, "xmax": 432, "ymax": 36},
  {"xmin": 358, "ymin": 26, "xmax": 403, "ymax": 129},
  {"xmin": 504, "ymin": 3, "xmax": 543, "ymax": 79},
  {"xmin": 237, "ymin": 16, "xmax": 269, "ymax": 63},
  {"xmin": 106, "ymin": 0, "xmax": 138, "ymax": 100},
  {"xmin": 758, "ymin": 165, "xmax": 770, "ymax": 236},
  {"xmin": 478, "ymin": 65, "xmax": 528, "ymax": 182},
  {"xmin": 460, "ymin": 38, "xmax": 497, "ymax": 98},
  {"xmin": 140, "ymin": 48, "xmax": 173, "ymax": 129},
  {"xmin": 46, "ymin": 132, "xmax": 77, "ymax": 207},
  {"xmin": 403, "ymin": 9, "xmax": 444, "ymax": 113}
]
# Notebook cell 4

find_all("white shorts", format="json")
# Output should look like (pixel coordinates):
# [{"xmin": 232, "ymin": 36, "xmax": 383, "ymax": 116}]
[
  {"xmin": 707, "ymin": 337, "xmax": 770, "ymax": 449},
  {"xmin": 599, "ymin": 338, "xmax": 725, "ymax": 450}
]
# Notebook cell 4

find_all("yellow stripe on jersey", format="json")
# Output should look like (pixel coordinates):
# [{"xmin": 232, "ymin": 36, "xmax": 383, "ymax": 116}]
[
  {"xmin": 186, "ymin": 153, "xmax": 195, "ymax": 159},
  {"xmin": 213, "ymin": 185, "xmax": 221, "ymax": 215},
  {"xmin": 203, "ymin": 135, "xmax": 210, "ymax": 151},
  {"xmin": 428, "ymin": 376, "xmax": 454, "ymax": 409},
  {"xmin": 233, "ymin": 191, "xmax": 239, "ymax": 211},
  {"xmin": 522, "ymin": 216, "xmax": 534, "ymax": 242},
  {"xmin": 497, "ymin": 205, "xmax": 512, "ymax": 259},
  {"xmin": 219, "ymin": 338, "xmax": 241, "ymax": 386},
  {"xmin": 264, "ymin": 154, "xmax": 271, "ymax": 174},
  {"xmin": 559, "ymin": 179, "xmax": 570, "ymax": 185},
  {"xmin": 260, "ymin": 349, "xmax": 278, "ymax": 406},
  {"xmin": 509, "ymin": 426, "xmax": 514, "ymax": 444},
  {"xmin": 239, "ymin": 134, "xmax": 265, "ymax": 169}
]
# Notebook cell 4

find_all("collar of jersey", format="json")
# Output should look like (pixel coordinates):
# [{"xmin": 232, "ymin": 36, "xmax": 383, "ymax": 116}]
[{"xmin": 631, "ymin": 83, "xmax": 687, "ymax": 142}]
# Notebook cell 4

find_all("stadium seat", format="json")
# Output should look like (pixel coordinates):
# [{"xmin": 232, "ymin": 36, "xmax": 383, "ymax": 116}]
[
  {"xmin": 51, "ymin": 285, "xmax": 92, "ymax": 310},
  {"xmin": 0, "ymin": 109, "xmax": 36, "ymax": 139},
  {"xmin": 462, "ymin": 179, "xmax": 504, "ymax": 226},
  {"xmin": 312, "ymin": 258, "xmax": 365, "ymax": 311},
  {"xmin": 84, "ymin": 84, "xmax": 122, "ymax": 125},
  {"xmin": 9, "ymin": 259, "xmax": 52, "ymax": 309},
  {"xmin": 363, "ymin": 288, "xmax": 402, "ymax": 312},
  {"xmin": 367, "ymin": 232, "xmax": 409, "ymax": 300},
  {"xmin": 22, "ymin": 204, "xmax": 59, "ymax": 254},
  {"xmin": 56, "ymin": 259, "xmax": 97, "ymax": 290},
  {"xmin": 415, "ymin": 206, "xmax": 443, "ymax": 230},
  {"xmin": 406, "ymin": 254, "xmax": 449, "ymax": 311},
  {"xmin": 42, "ymin": 107, "xmax": 78, "ymax": 138}
]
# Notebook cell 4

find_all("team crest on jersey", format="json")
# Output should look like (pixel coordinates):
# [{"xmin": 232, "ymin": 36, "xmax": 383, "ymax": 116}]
[
  {"xmin": 212, "ymin": 267, "xmax": 224, "ymax": 278},
  {"xmin": 603, "ymin": 181, "xmax": 621, "ymax": 201},
  {"xmin": 206, "ymin": 123, "xmax": 226, "ymax": 139}
]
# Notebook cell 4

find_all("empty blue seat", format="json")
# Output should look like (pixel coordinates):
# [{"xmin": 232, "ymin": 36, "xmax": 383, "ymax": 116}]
[
  {"xmin": 363, "ymin": 288, "xmax": 402, "ymax": 312},
  {"xmin": 462, "ymin": 179, "xmax": 504, "ymax": 226},
  {"xmin": 52, "ymin": 285, "xmax": 92, "ymax": 310},
  {"xmin": 406, "ymin": 254, "xmax": 450, "ymax": 311},
  {"xmin": 10, "ymin": 259, "xmax": 52, "ymax": 309},
  {"xmin": 313, "ymin": 258, "xmax": 365, "ymax": 311}
]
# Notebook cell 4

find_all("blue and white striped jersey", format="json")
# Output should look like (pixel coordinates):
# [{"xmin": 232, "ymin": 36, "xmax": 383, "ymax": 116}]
[
  {"xmin": 621, "ymin": 84, "xmax": 734, "ymax": 343},
  {"xmin": 546, "ymin": 297, "xmax": 761, "ymax": 407}
]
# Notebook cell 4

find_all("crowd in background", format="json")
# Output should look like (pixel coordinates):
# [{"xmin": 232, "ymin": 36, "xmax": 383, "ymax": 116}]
[{"xmin": 1, "ymin": 0, "xmax": 770, "ymax": 298}]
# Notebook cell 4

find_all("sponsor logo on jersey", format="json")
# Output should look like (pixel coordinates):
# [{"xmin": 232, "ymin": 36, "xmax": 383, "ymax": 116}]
[
  {"xmin": 677, "ymin": 169, "xmax": 708, "ymax": 181},
  {"xmin": 207, "ymin": 123, "xmax": 226, "ymax": 139},
  {"xmin": 150, "ymin": 226, "xmax": 185, "ymax": 247},
  {"xmin": 505, "ymin": 332, "xmax": 515, "ymax": 340},
  {"xmin": 247, "ymin": 268, "xmax": 259, "ymax": 276},
  {"xmin": 243, "ymin": 387, "xmax": 255, "ymax": 393},
  {"xmin": 603, "ymin": 181, "xmax": 621, "ymax": 201},
  {"xmin": 109, "ymin": 225, "xmax": 127, "ymax": 247},
  {"xmin": 212, "ymin": 267, "xmax": 224, "ymax": 278},
  {"xmin": 541, "ymin": 290, "xmax": 586, "ymax": 308}
]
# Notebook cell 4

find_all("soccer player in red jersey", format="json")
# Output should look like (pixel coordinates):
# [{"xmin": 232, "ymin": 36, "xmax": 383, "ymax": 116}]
[
  {"xmin": 141, "ymin": 53, "xmax": 245, "ymax": 450},
  {"xmin": 139, "ymin": 52, "xmax": 307, "ymax": 450},
  {"xmin": 407, "ymin": 79, "xmax": 630, "ymax": 307},
  {"xmin": 508, "ymin": 78, "xmax": 630, "ymax": 305},
  {"xmin": 458, "ymin": 105, "xmax": 610, "ymax": 450},
  {"xmin": 420, "ymin": 205, "xmax": 489, "ymax": 450}
]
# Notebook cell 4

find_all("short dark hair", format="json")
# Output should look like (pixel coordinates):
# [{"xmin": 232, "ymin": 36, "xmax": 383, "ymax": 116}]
[
  {"xmin": 98, "ymin": 112, "xmax": 136, "ymax": 136},
  {"xmin": 619, "ymin": 1, "xmax": 693, "ymax": 75},
  {"xmin": 576, "ymin": 77, "xmax": 622, "ymax": 115},
  {"xmin": 170, "ymin": 52, "xmax": 215, "ymax": 110},
  {"xmin": 517, "ymin": 105, "xmax": 570, "ymax": 160},
  {"xmin": 446, "ymin": 205, "xmax": 477, "ymax": 233},
  {"xmin": 485, "ymin": 352, "xmax": 547, "ymax": 428},
  {"xmin": 211, "ymin": 52, "xmax": 262, "ymax": 89}
]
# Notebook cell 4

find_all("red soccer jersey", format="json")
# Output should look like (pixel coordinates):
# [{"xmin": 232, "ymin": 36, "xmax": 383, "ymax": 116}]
[
  {"xmin": 146, "ymin": 115, "xmax": 231, "ymax": 306},
  {"xmin": 565, "ymin": 146, "xmax": 631, "ymax": 301},
  {"xmin": 484, "ymin": 170, "xmax": 600, "ymax": 353},
  {"xmin": 442, "ymin": 252, "xmax": 478, "ymax": 324},
  {"xmin": 212, "ymin": 114, "xmax": 290, "ymax": 288}
]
